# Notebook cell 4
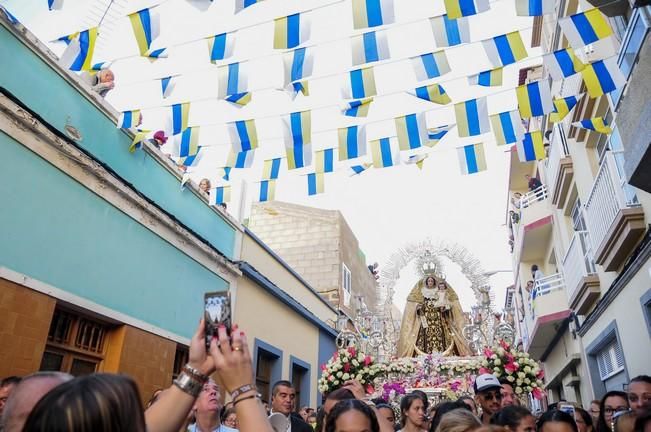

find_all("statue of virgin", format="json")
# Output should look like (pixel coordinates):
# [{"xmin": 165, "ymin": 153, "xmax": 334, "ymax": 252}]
[{"xmin": 397, "ymin": 276, "xmax": 471, "ymax": 357}]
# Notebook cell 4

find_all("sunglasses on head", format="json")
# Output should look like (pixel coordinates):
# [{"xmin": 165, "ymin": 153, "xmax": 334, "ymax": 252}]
[{"xmin": 482, "ymin": 391, "xmax": 503, "ymax": 401}]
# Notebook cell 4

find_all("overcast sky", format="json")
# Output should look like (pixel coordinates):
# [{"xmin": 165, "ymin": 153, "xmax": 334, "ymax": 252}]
[{"xmin": 3, "ymin": 0, "xmax": 545, "ymax": 313}]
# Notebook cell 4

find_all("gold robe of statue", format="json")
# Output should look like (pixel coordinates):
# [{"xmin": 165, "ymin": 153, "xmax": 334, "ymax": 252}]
[{"xmin": 397, "ymin": 277, "xmax": 471, "ymax": 357}]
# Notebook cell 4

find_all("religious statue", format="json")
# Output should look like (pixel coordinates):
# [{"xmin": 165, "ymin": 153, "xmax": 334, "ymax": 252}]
[{"xmin": 397, "ymin": 276, "xmax": 471, "ymax": 357}]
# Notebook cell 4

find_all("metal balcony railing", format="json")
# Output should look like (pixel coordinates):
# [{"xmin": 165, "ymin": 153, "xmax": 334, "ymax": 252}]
[
  {"xmin": 562, "ymin": 231, "xmax": 597, "ymax": 301},
  {"xmin": 529, "ymin": 273, "xmax": 565, "ymax": 319},
  {"xmin": 519, "ymin": 185, "xmax": 549, "ymax": 209},
  {"xmin": 584, "ymin": 152, "xmax": 638, "ymax": 254}
]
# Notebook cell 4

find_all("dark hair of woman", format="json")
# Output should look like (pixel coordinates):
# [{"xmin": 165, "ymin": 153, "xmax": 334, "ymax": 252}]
[
  {"xmin": 575, "ymin": 407, "xmax": 594, "ymax": 429},
  {"xmin": 491, "ymin": 406, "xmax": 534, "ymax": 432},
  {"xmin": 400, "ymin": 393, "xmax": 425, "ymax": 428},
  {"xmin": 597, "ymin": 391, "xmax": 629, "ymax": 432},
  {"xmin": 326, "ymin": 387, "xmax": 356, "ymax": 401},
  {"xmin": 22, "ymin": 374, "xmax": 146, "ymax": 432},
  {"xmin": 324, "ymin": 399, "xmax": 380, "ymax": 432},
  {"xmin": 316, "ymin": 407, "xmax": 327, "ymax": 432},
  {"xmin": 412, "ymin": 389, "xmax": 431, "ymax": 410},
  {"xmin": 429, "ymin": 400, "xmax": 471, "ymax": 432},
  {"xmin": 536, "ymin": 410, "xmax": 579, "ymax": 432}
]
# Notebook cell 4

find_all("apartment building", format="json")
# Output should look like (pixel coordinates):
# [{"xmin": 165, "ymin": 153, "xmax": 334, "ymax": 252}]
[{"xmin": 507, "ymin": 3, "xmax": 651, "ymax": 407}]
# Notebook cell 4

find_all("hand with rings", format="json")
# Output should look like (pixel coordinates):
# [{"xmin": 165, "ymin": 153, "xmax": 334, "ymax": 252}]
[{"xmin": 208, "ymin": 325, "xmax": 254, "ymax": 393}]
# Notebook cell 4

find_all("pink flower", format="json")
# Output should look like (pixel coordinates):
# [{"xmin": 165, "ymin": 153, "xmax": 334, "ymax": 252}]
[
  {"xmin": 479, "ymin": 367, "xmax": 491, "ymax": 375},
  {"xmin": 321, "ymin": 364, "xmax": 327, "ymax": 371},
  {"xmin": 484, "ymin": 348, "xmax": 494, "ymax": 358},
  {"xmin": 536, "ymin": 369, "xmax": 545, "ymax": 380},
  {"xmin": 504, "ymin": 362, "xmax": 519, "ymax": 374},
  {"xmin": 532, "ymin": 387, "xmax": 544, "ymax": 400},
  {"xmin": 366, "ymin": 384, "xmax": 375, "ymax": 394},
  {"xmin": 328, "ymin": 375, "xmax": 335, "ymax": 382},
  {"xmin": 364, "ymin": 355, "xmax": 372, "ymax": 366},
  {"xmin": 343, "ymin": 363, "xmax": 351, "ymax": 373},
  {"xmin": 499, "ymin": 340, "xmax": 510, "ymax": 351},
  {"xmin": 348, "ymin": 347, "xmax": 357, "ymax": 357}
]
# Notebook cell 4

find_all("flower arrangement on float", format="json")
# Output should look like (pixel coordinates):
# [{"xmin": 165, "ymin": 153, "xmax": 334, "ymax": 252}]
[
  {"xmin": 317, "ymin": 347, "xmax": 382, "ymax": 394},
  {"xmin": 480, "ymin": 339, "xmax": 545, "ymax": 399}
]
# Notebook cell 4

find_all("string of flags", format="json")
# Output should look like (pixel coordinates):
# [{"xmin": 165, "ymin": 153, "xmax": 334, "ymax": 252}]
[{"xmin": 32, "ymin": 0, "xmax": 630, "ymax": 202}]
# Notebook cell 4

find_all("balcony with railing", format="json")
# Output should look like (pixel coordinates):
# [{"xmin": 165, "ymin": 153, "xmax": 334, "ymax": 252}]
[
  {"xmin": 562, "ymin": 231, "xmax": 600, "ymax": 314},
  {"xmin": 545, "ymin": 126, "xmax": 574, "ymax": 209},
  {"xmin": 584, "ymin": 151, "xmax": 645, "ymax": 271},
  {"xmin": 513, "ymin": 185, "xmax": 554, "ymax": 264},
  {"xmin": 524, "ymin": 273, "xmax": 572, "ymax": 358}
]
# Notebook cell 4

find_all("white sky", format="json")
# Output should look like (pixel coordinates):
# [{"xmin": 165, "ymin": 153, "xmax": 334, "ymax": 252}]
[{"xmin": 3, "ymin": 0, "xmax": 546, "ymax": 313}]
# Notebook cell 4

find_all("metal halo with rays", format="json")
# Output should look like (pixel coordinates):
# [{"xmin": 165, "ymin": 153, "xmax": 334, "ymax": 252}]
[{"xmin": 377, "ymin": 238, "xmax": 497, "ymax": 356}]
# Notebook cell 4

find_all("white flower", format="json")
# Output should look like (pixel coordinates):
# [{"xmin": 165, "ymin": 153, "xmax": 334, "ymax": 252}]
[
  {"xmin": 525, "ymin": 386, "xmax": 532, "ymax": 392},
  {"xmin": 515, "ymin": 387, "xmax": 523, "ymax": 394},
  {"xmin": 494, "ymin": 367, "xmax": 501, "ymax": 372},
  {"xmin": 336, "ymin": 372, "xmax": 343, "ymax": 378},
  {"xmin": 352, "ymin": 360, "xmax": 359, "ymax": 367},
  {"xmin": 516, "ymin": 379, "xmax": 523, "ymax": 386},
  {"xmin": 517, "ymin": 372, "xmax": 526, "ymax": 379},
  {"xmin": 494, "ymin": 359, "xmax": 502, "ymax": 366},
  {"xmin": 507, "ymin": 375, "xmax": 515, "ymax": 382},
  {"xmin": 358, "ymin": 353, "xmax": 365, "ymax": 361},
  {"xmin": 356, "ymin": 374, "xmax": 362, "ymax": 381},
  {"xmin": 497, "ymin": 347, "xmax": 505, "ymax": 355},
  {"xmin": 491, "ymin": 354, "xmax": 498, "ymax": 360},
  {"xmin": 524, "ymin": 366, "xmax": 532, "ymax": 373},
  {"xmin": 333, "ymin": 380, "xmax": 339, "ymax": 386},
  {"xmin": 482, "ymin": 360, "xmax": 489, "ymax": 366},
  {"xmin": 524, "ymin": 378, "xmax": 531, "ymax": 385}
]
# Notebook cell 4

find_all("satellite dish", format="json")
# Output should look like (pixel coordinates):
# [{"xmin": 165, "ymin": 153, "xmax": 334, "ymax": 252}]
[{"xmin": 269, "ymin": 413, "xmax": 290, "ymax": 432}]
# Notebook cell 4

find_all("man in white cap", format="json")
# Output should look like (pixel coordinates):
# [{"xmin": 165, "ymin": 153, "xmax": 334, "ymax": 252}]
[{"xmin": 473, "ymin": 374, "xmax": 503, "ymax": 424}]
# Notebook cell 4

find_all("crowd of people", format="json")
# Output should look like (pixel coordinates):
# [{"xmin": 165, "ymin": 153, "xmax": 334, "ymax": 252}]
[{"xmin": 0, "ymin": 320, "xmax": 649, "ymax": 432}]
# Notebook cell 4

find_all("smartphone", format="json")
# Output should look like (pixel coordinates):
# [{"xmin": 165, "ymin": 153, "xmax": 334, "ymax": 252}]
[
  {"xmin": 204, "ymin": 291, "xmax": 231, "ymax": 350},
  {"xmin": 559, "ymin": 403, "xmax": 575, "ymax": 418}
]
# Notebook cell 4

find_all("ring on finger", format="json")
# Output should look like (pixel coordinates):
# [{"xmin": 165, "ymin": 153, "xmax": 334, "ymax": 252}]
[{"xmin": 232, "ymin": 345, "xmax": 243, "ymax": 352}]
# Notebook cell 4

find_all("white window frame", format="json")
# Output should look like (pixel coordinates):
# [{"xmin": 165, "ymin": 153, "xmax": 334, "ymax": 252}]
[
  {"xmin": 342, "ymin": 264, "xmax": 352, "ymax": 306},
  {"xmin": 596, "ymin": 338, "xmax": 625, "ymax": 381}
]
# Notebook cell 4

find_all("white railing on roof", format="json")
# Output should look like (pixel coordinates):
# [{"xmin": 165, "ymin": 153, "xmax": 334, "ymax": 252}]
[
  {"xmin": 584, "ymin": 152, "xmax": 634, "ymax": 253},
  {"xmin": 562, "ymin": 231, "xmax": 597, "ymax": 301},
  {"xmin": 519, "ymin": 184, "xmax": 549, "ymax": 208}
]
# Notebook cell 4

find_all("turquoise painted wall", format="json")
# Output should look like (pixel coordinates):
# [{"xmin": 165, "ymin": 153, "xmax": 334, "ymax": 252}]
[
  {"xmin": 0, "ymin": 24, "xmax": 236, "ymax": 258},
  {"xmin": 0, "ymin": 130, "xmax": 227, "ymax": 338}
]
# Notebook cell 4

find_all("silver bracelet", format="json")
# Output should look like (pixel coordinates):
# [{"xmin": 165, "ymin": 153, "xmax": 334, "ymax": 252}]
[{"xmin": 173, "ymin": 372, "xmax": 204, "ymax": 398}]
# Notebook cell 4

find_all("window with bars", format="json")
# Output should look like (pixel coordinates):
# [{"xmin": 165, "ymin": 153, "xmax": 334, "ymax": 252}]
[
  {"xmin": 596, "ymin": 338, "xmax": 625, "ymax": 380},
  {"xmin": 40, "ymin": 307, "xmax": 110, "ymax": 377},
  {"xmin": 342, "ymin": 264, "xmax": 352, "ymax": 307}
]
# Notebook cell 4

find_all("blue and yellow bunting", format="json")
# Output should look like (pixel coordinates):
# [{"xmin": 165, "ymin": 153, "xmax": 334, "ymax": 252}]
[
  {"xmin": 405, "ymin": 154, "xmax": 428, "ymax": 170},
  {"xmin": 307, "ymin": 172, "xmax": 325, "ymax": 195},
  {"xmin": 207, "ymin": 33, "xmax": 234, "ymax": 63},
  {"xmin": 482, "ymin": 31, "xmax": 527, "ymax": 68},
  {"xmin": 228, "ymin": 119, "xmax": 258, "ymax": 152},
  {"xmin": 426, "ymin": 125, "xmax": 453, "ymax": 147},
  {"xmin": 48, "ymin": 0, "xmax": 63, "ymax": 10},
  {"xmin": 348, "ymin": 67, "xmax": 377, "ymax": 99},
  {"xmin": 349, "ymin": 163, "xmax": 372, "ymax": 176},
  {"xmin": 59, "ymin": 27, "xmax": 98, "ymax": 71},
  {"xmin": 558, "ymin": 8, "xmax": 613, "ymax": 49},
  {"xmin": 274, "ymin": 13, "xmax": 307, "ymax": 50},
  {"xmin": 235, "ymin": 0, "xmax": 265, "ymax": 13},
  {"xmin": 581, "ymin": 57, "xmax": 626, "ymax": 98},
  {"xmin": 129, "ymin": 129, "xmax": 151, "ymax": 153},
  {"xmin": 262, "ymin": 158, "xmax": 282, "ymax": 180},
  {"xmin": 409, "ymin": 83, "xmax": 451, "ymax": 104},
  {"xmin": 516, "ymin": 131, "xmax": 545, "ymax": 162},
  {"xmin": 468, "ymin": 68, "xmax": 503, "ymax": 86},
  {"xmin": 489, "ymin": 110, "xmax": 525, "ymax": 145},
  {"xmin": 283, "ymin": 48, "xmax": 312, "ymax": 98},
  {"xmin": 543, "ymin": 48, "xmax": 585, "ymax": 80},
  {"xmin": 454, "ymin": 97, "xmax": 490, "ymax": 137},
  {"xmin": 515, "ymin": 0, "xmax": 555, "ymax": 16},
  {"xmin": 457, "ymin": 143, "xmax": 487, "ymax": 175},
  {"xmin": 258, "ymin": 180, "xmax": 276, "ymax": 202},
  {"xmin": 516, "ymin": 80, "xmax": 554, "ymax": 118},
  {"xmin": 572, "ymin": 117, "xmax": 612, "ymax": 134},
  {"xmin": 210, "ymin": 186, "xmax": 231, "ymax": 205},
  {"xmin": 284, "ymin": 111, "xmax": 312, "ymax": 170},
  {"xmin": 352, "ymin": 0, "xmax": 395, "ymax": 29},
  {"xmin": 395, "ymin": 113, "xmax": 428, "ymax": 150},
  {"xmin": 411, "ymin": 51, "xmax": 451, "ymax": 81},
  {"xmin": 172, "ymin": 102, "xmax": 190, "ymax": 135},
  {"xmin": 444, "ymin": 0, "xmax": 489, "ymax": 19},
  {"xmin": 315, "ymin": 149, "xmax": 336, "ymax": 173},
  {"xmin": 371, "ymin": 137, "xmax": 400, "ymax": 168},
  {"xmin": 351, "ymin": 30, "xmax": 390, "ymax": 66},
  {"xmin": 118, "ymin": 110, "xmax": 142, "ymax": 129},
  {"xmin": 338, "ymin": 126, "xmax": 366, "ymax": 160},
  {"xmin": 225, "ymin": 92, "xmax": 252, "ymax": 107},
  {"xmin": 179, "ymin": 127, "xmax": 200, "ymax": 158},
  {"xmin": 343, "ymin": 98, "xmax": 374, "ymax": 117},
  {"xmin": 128, "ymin": 8, "xmax": 159, "ymax": 56},
  {"xmin": 218, "ymin": 62, "xmax": 247, "ymax": 98},
  {"xmin": 226, "ymin": 149, "xmax": 255, "ymax": 169},
  {"xmin": 549, "ymin": 94, "xmax": 582, "ymax": 123},
  {"xmin": 430, "ymin": 15, "xmax": 470, "ymax": 47}
]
